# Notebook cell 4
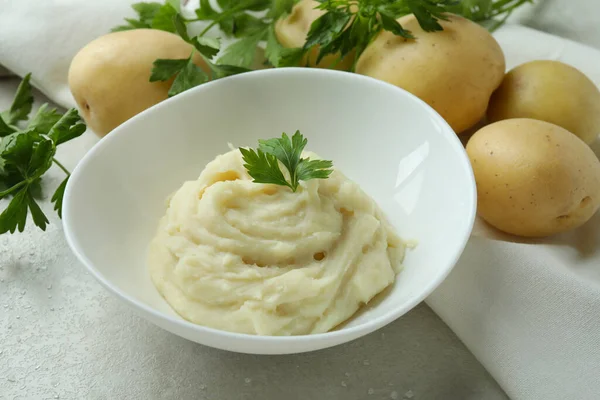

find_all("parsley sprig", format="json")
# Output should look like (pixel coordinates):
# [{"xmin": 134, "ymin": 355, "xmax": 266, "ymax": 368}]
[
  {"xmin": 116, "ymin": 0, "xmax": 533, "ymax": 88},
  {"xmin": 240, "ymin": 131, "xmax": 333, "ymax": 192},
  {"xmin": 0, "ymin": 74, "xmax": 86, "ymax": 234},
  {"xmin": 447, "ymin": 0, "xmax": 533, "ymax": 31},
  {"xmin": 115, "ymin": 0, "xmax": 532, "ymax": 89}
]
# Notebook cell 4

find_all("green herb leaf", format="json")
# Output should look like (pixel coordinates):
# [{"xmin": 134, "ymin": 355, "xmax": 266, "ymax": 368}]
[
  {"xmin": 192, "ymin": 37, "xmax": 221, "ymax": 59},
  {"xmin": 51, "ymin": 176, "xmax": 69, "ymax": 218},
  {"xmin": 406, "ymin": 0, "xmax": 449, "ymax": 32},
  {"xmin": 232, "ymin": 13, "xmax": 269, "ymax": 37},
  {"xmin": 218, "ymin": 31, "xmax": 266, "ymax": 67},
  {"xmin": 111, "ymin": 20, "xmax": 146, "ymax": 32},
  {"xmin": 0, "ymin": 115, "xmax": 15, "ymax": 137},
  {"xmin": 206, "ymin": 63, "xmax": 252, "ymax": 79},
  {"xmin": 296, "ymin": 158, "xmax": 334, "ymax": 182},
  {"xmin": 0, "ymin": 73, "xmax": 85, "ymax": 235},
  {"xmin": 265, "ymin": 26, "xmax": 283, "ymax": 67},
  {"xmin": 278, "ymin": 47, "xmax": 306, "ymax": 67},
  {"xmin": 258, "ymin": 131, "xmax": 306, "ymax": 183},
  {"xmin": 26, "ymin": 138, "xmax": 54, "ymax": 178},
  {"xmin": 240, "ymin": 147, "xmax": 291, "ymax": 189},
  {"xmin": 304, "ymin": 11, "xmax": 351, "ymax": 51},
  {"xmin": 1, "ymin": 73, "xmax": 34, "ymax": 125},
  {"xmin": 168, "ymin": 58, "xmax": 209, "ymax": 96},
  {"xmin": 2, "ymin": 132, "xmax": 55, "ymax": 181},
  {"xmin": 243, "ymin": 131, "xmax": 333, "ymax": 192},
  {"xmin": 218, "ymin": 0, "xmax": 270, "ymax": 12},
  {"xmin": 448, "ymin": 0, "xmax": 531, "ymax": 31},
  {"xmin": 166, "ymin": 0, "xmax": 181, "ymax": 12},
  {"xmin": 266, "ymin": 0, "xmax": 296, "ymax": 20},
  {"xmin": 196, "ymin": 0, "xmax": 219, "ymax": 20},
  {"xmin": 379, "ymin": 12, "xmax": 414, "ymax": 39},
  {"xmin": 26, "ymin": 188, "xmax": 49, "ymax": 231},
  {"xmin": 48, "ymin": 109, "xmax": 87, "ymax": 146},
  {"xmin": 133, "ymin": 2, "xmax": 164, "ymax": 22},
  {"xmin": 151, "ymin": 3, "xmax": 178, "ymax": 32},
  {"xmin": 111, "ymin": 2, "xmax": 163, "ymax": 31},
  {"xmin": 173, "ymin": 13, "xmax": 190, "ymax": 41},
  {"xmin": 0, "ymin": 187, "xmax": 28, "ymax": 234},
  {"xmin": 27, "ymin": 104, "xmax": 62, "ymax": 135},
  {"xmin": 150, "ymin": 58, "xmax": 189, "ymax": 81}
]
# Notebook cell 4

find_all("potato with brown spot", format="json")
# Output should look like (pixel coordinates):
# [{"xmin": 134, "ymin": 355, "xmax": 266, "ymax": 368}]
[
  {"xmin": 355, "ymin": 14, "xmax": 505, "ymax": 133},
  {"xmin": 467, "ymin": 118, "xmax": 600, "ymax": 237},
  {"xmin": 68, "ymin": 29, "xmax": 210, "ymax": 137},
  {"xmin": 487, "ymin": 60, "xmax": 600, "ymax": 145},
  {"xmin": 275, "ymin": 0, "xmax": 354, "ymax": 70}
]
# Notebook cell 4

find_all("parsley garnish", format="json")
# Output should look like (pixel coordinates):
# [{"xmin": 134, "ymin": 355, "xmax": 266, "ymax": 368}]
[
  {"xmin": 116, "ymin": 0, "xmax": 531, "ymax": 84},
  {"xmin": 0, "ymin": 73, "xmax": 86, "ymax": 234},
  {"xmin": 240, "ymin": 131, "xmax": 333, "ymax": 192}
]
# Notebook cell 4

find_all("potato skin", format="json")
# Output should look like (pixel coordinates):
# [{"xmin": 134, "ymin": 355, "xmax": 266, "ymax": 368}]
[
  {"xmin": 355, "ymin": 14, "xmax": 505, "ymax": 134},
  {"xmin": 68, "ymin": 29, "xmax": 209, "ymax": 137},
  {"xmin": 467, "ymin": 118, "xmax": 600, "ymax": 237},
  {"xmin": 487, "ymin": 60, "xmax": 600, "ymax": 145},
  {"xmin": 275, "ymin": 0, "xmax": 354, "ymax": 70}
]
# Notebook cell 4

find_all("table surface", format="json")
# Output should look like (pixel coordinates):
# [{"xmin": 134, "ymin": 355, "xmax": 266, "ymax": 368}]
[{"xmin": 0, "ymin": 1, "xmax": 596, "ymax": 399}]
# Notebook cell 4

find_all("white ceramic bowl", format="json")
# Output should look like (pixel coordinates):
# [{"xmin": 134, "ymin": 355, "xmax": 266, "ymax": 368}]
[{"xmin": 63, "ymin": 68, "xmax": 476, "ymax": 354}]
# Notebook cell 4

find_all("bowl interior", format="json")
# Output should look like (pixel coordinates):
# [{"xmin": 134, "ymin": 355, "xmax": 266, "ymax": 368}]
[{"xmin": 63, "ymin": 68, "xmax": 475, "ymax": 351}]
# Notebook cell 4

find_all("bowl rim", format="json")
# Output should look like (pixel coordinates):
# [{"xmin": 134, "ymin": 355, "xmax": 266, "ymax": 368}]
[{"xmin": 63, "ymin": 67, "xmax": 477, "ymax": 347}]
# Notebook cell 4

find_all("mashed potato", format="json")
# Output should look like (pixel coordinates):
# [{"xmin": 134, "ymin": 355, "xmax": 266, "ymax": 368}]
[{"xmin": 148, "ymin": 149, "xmax": 406, "ymax": 336}]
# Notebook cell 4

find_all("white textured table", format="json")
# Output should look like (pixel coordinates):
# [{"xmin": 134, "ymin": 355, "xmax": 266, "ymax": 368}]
[{"xmin": 0, "ymin": 0, "xmax": 595, "ymax": 398}]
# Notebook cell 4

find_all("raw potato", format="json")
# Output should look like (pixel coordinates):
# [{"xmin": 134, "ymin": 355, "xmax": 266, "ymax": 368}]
[
  {"xmin": 467, "ymin": 118, "xmax": 600, "ymax": 237},
  {"xmin": 275, "ymin": 0, "xmax": 354, "ymax": 70},
  {"xmin": 68, "ymin": 29, "xmax": 209, "ymax": 137},
  {"xmin": 355, "ymin": 14, "xmax": 505, "ymax": 133},
  {"xmin": 487, "ymin": 60, "xmax": 600, "ymax": 145}
]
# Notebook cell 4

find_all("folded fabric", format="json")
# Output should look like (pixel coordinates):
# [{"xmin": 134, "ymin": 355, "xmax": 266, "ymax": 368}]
[{"xmin": 428, "ymin": 25, "xmax": 600, "ymax": 400}]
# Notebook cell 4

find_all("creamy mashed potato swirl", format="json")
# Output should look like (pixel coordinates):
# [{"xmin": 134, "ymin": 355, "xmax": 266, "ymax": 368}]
[{"xmin": 149, "ymin": 149, "xmax": 406, "ymax": 336}]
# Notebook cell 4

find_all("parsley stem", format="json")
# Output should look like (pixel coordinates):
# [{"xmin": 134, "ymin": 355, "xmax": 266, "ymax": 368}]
[
  {"xmin": 0, "ymin": 180, "xmax": 27, "ymax": 198},
  {"xmin": 52, "ymin": 158, "xmax": 70, "ymax": 176}
]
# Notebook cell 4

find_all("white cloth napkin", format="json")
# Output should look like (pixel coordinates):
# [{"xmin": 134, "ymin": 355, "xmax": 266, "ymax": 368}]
[
  {"xmin": 428, "ymin": 26, "xmax": 600, "ymax": 400},
  {"xmin": 1, "ymin": 2, "xmax": 600, "ymax": 399}
]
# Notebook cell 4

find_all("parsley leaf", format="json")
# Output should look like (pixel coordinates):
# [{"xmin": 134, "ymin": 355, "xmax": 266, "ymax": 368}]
[
  {"xmin": 0, "ymin": 187, "xmax": 28, "ymax": 234},
  {"xmin": 27, "ymin": 104, "xmax": 63, "ymax": 134},
  {"xmin": 206, "ymin": 62, "xmax": 252, "ymax": 79},
  {"xmin": 51, "ymin": 176, "xmax": 69, "ymax": 218},
  {"xmin": 258, "ymin": 130, "xmax": 306, "ymax": 187},
  {"xmin": 380, "ymin": 12, "xmax": 414, "ymax": 39},
  {"xmin": 168, "ymin": 57, "xmax": 209, "ymax": 96},
  {"xmin": 151, "ymin": 3, "xmax": 178, "ymax": 32},
  {"xmin": 192, "ymin": 37, "xmax": 221, "ymax": 59},
  {"xmin": 304, "ymin": 10, "xmax": 351, "ymax": 51},
  {"xmin": 266, "ymin": 0, "xmax": 296, "ymax": 20},
  {"xmin": 134, "ymin": 2, "xmax": 164, "ymax": 22},
  {"xmin": 26, "ymin": 189, "xmax": 49, "ymax": 231},
  {"xmin": 150, "ymin": 58, "xmax": 189, "ymax": 81},
  {"xmin": 0, "ymin": 114, "xmax": 15, "ymax": 137},
  {"xmin": 111, "ymin": 2, "xmax": 163, "ymax": 31},
  {"xmin": 448, "ymin": 0, "xmax": 533, "ymax": 32},
  {"xmin": 0, "ymin": 73, "xmax": 87, "ymax": 235},
  {"xmin": 242, "ymin": 131, "xmax": 333, "ymax": 192},
  {"xmin": 265, "ymin": 25, "xmax": 305, "ymax": 68},
  {"xmin": 218, "ymin": 30, "xmax": 267, "ymax": 67},
  {"xmin": 265, "ymin": 26, "xmax": 284, "ymax": 67},
  {"xmin": 195, "ymin": 0, "xmax": 219, "ymax": 20},
  {"xmin": 231, "ymin": 14, "xmax": 269, "ymax": 37},
  {"xmin": 1, "ymin": 73, "xmax": 33, "ymax": 126},
  {"xmin": 173, "ymin": 13, "xmax": 190, "ymax": 41},
  {"xmin": 296, "ymin": 158, "xmax": 334, "ymax": 182},
  {"xmin": 48, "ymin": 109, "xmax": 87, "ymax": 146},
  {"xmin": 240, "ymin": 147, "xmax": 291, "ymax": 190}
]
